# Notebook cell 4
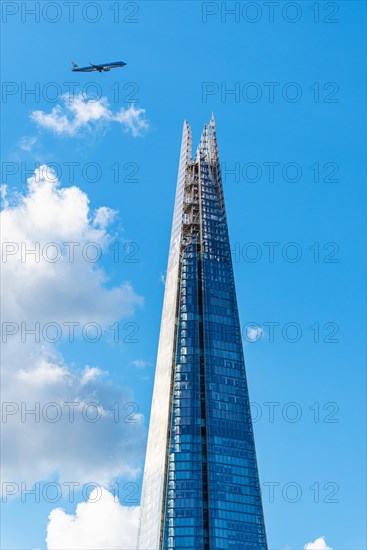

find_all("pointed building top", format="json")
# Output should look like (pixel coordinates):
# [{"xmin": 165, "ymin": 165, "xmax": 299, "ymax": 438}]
[
  {"xmin": 183, "ymin": 116, "xmax": 219, "ymax": 162},
  {"xmin": 179, "ymin": 119, "xmax": 192, "ymax": 162},
  {"xmin": 195, "ymin": 123, "xmax": 210, "ymax": 160}
]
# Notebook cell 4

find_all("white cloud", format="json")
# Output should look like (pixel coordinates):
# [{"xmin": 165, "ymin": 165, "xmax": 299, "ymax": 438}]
[
  {"xmin": 130, "ymin": 359, "xmax": 152, "ymax": 369},
  {"xmin": 31, "ymin": 94, "xmax": 148, "ymax": 137},
  {"xmin": 1, "ymin": 166, "xmax": 145, "ymax": 488},
  {"xmin": 246, "ymin": 325, "xmax": 262, "ymax": 342},
  {"xmin": 93, "ymin": 206, "xmax": 118, "ymax": 229},
  {"xmin": 18, "ymin": 135, "xmax": 38, "ymax": 152},
  {"xmin": 16, "ymin": 358, "xmax": 69, "ymax": 386},
  {"xmin": 1, "ymin": 184, "xmax": 8, "ymax": 208},
  {"xmin": 80, "ymin": 366, "xmax": 104, "ymax": 385},
  {"xmin": 1, "ymin": 165, "xmax": 142, "ymax": 326},
  {"xmin": 46, "ymin": 488, "xmax": 140, "ymax": 550},
  {"xmin": 113, "ymin": 105, "xmax": 149, "ymax": 138},
  {"xmin": 304, "ymin": 537, "xmax": 332, "ymax": 550}
]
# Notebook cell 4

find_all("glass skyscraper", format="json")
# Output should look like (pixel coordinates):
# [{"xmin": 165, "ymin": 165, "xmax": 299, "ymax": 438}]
[{"xmin": 138, "ymin": 117, "xmax": 267, "ymax": 550}]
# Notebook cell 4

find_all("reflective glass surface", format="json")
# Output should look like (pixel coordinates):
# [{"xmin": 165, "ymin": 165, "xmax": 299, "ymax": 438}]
[{"xmin": 138, "ymin": 119, "xmax": 267, "ymax": 550}]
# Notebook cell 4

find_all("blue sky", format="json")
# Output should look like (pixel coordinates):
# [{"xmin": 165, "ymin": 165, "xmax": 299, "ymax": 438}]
[{"xmin": 1, "ymin": 1, "xmax": 366, "ymax": 549}]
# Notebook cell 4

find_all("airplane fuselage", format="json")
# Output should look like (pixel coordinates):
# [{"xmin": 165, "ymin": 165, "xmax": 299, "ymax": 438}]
[{"xmin": 71, "ymin": 61, "xmax": 126, "ymax": 73}]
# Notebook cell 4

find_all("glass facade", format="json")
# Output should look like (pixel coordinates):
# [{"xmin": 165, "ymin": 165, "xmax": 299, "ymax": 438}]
[{"xmin": 138, "ymin": 117, "xmax": 267, "ymax": 550}]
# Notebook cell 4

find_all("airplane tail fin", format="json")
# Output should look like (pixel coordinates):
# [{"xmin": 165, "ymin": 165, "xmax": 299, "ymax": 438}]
[{"xmin": 71, "ymin": 61, "xmax": 79, "ymax": 68}]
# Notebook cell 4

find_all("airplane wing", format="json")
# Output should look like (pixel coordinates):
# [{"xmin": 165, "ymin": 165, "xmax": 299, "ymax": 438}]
[{"xmin": 101, "ymin": 62, "xmax": 126, "ymax": 69}]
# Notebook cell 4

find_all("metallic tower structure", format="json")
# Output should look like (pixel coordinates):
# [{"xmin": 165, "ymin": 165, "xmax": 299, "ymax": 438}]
[{"xmin": 138, "ymin": 117, "xmax": 267, "ymax": 550}]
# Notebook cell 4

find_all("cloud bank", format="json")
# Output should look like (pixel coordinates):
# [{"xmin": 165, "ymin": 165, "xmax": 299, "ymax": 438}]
[
  {"xmin": 304, "ymin": 537, "xmax": 332, "ymax": 550},
  {"xmin": 1, "ymin": 166, "xmax": 145, "ymax": 488},
  {"xmin": 31, "ymin": 94, "xmax": 148, "ymax": 137},
  {"xmin": 46, "ymin": 488, "xmax": 140, "ymax": 550}
]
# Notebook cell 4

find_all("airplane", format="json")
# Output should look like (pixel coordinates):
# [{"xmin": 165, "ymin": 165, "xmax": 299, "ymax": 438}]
[{"xmin": 71, "ymin": 60, "xmax": 127, "ymax": 73}]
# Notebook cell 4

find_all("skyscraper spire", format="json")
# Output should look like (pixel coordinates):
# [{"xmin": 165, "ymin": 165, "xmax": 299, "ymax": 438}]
[
  {"xmin": 138, "ymin": 118, "xmax": 267, "ymax": 550},
  {"xmin": 209, "ymin": 113, "xmax": 218, "ymax": 161}
]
